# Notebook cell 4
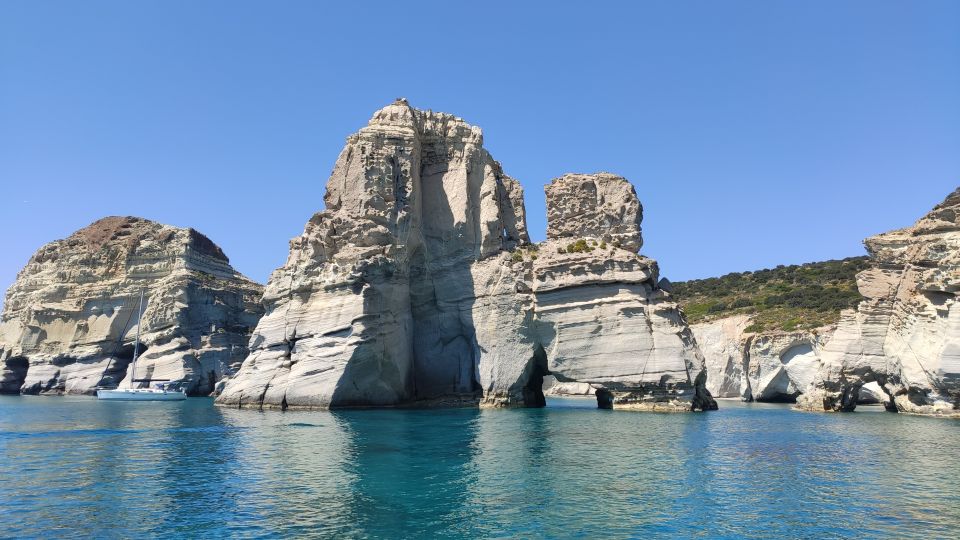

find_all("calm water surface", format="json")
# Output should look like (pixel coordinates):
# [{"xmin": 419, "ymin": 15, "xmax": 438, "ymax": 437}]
[{"xmin": 1, "ymin": 396, "xmax": 958, "ymax": 538}]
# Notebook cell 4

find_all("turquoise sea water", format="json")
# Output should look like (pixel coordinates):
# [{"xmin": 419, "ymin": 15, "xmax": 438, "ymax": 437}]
[{"xmin": 1, "ymin": 396, "xmax": 959, "ymax": 539}]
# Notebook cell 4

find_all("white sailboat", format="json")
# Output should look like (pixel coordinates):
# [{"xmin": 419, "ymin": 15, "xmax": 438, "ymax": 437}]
[{"xmin": 97, "ymin": 289, "xmax": 186, "ymax": 401}]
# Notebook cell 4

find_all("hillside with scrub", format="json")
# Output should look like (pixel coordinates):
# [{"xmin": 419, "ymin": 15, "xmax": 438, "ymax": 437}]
[{"xmin": 671, "ymin": 257, "xmax": 870, "ymax": 332}]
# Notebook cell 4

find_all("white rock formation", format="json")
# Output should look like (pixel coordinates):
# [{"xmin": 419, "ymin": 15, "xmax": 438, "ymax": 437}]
[
  {"xmin": 0, "ymin": 217, "xmax": 264, "ymax": 395},
  {"xmin": 542, "ymin": 376, "xmax": 596, "ymax": 396},
  {"xmin": 693, "ymin": 315, "xmax": 752, "ymax": 398},
  {"xmin": 797, "ymin": 188, "xmax": 960, "ymax": 415},
  {"xmin": 216, "ymin": 100, "xmax": 716, "ymax": 412},
  {"xmin": 693, "ymin": 315, "xmax": 831, "ymax": 402}
]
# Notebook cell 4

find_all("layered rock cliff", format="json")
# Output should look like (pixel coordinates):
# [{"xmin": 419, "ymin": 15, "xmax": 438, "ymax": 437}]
[
  {"xmin": 0, "ymin": 217, "xmax": 264, "ymax": 395},
  {"xmin": 216, "ymin": 100, "xmax": 715, "ymax": 411},
  {"xmin": 797, "ymin": 188, "xmax": 960, "ymax": 415},
  {"xmin": 693, "ymin": 315, "xmax": 833, "ymax": 402}
]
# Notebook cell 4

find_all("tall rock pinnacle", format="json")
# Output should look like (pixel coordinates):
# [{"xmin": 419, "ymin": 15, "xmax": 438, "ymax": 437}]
[{"xmin": 217, "ymin": 102, "xmax": 715, "ymax": 411}]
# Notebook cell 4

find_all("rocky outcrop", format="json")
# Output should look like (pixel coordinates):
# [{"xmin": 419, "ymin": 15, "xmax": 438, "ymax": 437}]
[
  {"xmin": 797, "ymin": 188, "xmax": 960, "ymax": 415},
  {"xmin": 216, "ymin": 100, "xmax": 715, "ymax": 412},
  {"xmin": 0, "ymin": 217, "xmax": 264, "ymax": 395},
  {"xmin": 694, "ymin": 315, "xmax": 753, "ymax": 398},
  {"xmin": 545, "ymin": 172, "xmax": 642, "ymax": 252},
  {"xmin": 694, "ymin": 315, "xmax": 831, "ymax": 402}
]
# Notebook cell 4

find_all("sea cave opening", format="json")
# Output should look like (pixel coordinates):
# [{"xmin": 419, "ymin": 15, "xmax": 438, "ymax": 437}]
[
  {"xmin": 754, "ymin": 368, "xmax": 800, "ymax": 403},
  {"xmin": 522, "ymin": 345, "xmax": 550, "ymax": 408},
  {"xmin": 0, "ymin": 356, "xmax": 29, "ymax": 394},
  {"xmin": 845, "ymin": 379, "xmax": 899, "ymax": 413}
]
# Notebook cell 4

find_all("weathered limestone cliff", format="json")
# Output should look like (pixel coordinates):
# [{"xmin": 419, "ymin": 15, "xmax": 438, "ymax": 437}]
[
  {"xmin": 216, "ymin": 100, "xmax": 715, "ymax": 411},
  {"xmin": 797, "ymin": 189, "xmax": 960, "ymax": 415},
  {"xmin": 0, "ymin": 217, "xmax": 264, "ymax": 395},
  {"xmin": 694, "ymin": 315, "xmax": 832, "ymax": 402}
]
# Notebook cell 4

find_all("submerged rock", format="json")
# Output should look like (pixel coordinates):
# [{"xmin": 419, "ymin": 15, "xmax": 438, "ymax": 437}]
[
  {"xmin": 216, "ymin": 100, "xmax": 715, "ymax": 412},
  {"xmin": 0, "ymin": 217, "xmax": 264, "ymax": 395},
  {"xmin": 797, "ymin": 188, "xmax": 960, "ymax": 415}
]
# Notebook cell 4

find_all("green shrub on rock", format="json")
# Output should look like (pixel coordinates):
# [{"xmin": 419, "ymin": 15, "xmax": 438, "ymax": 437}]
[{"xmin": 672, "ymin": 256, "xmax": 869, "ymax": 329}]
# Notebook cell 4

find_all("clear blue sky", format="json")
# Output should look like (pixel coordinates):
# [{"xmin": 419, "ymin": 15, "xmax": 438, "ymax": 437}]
[{"xmin": 1, "ymin": 1, "xmax": 957, "ymax": 292}]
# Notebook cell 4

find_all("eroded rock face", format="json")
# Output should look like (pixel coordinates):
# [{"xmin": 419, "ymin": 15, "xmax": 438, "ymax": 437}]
[
  {"xmin": 0, "ymin": 217, "xmax": 264, "ymax": 395},
  {"xmin": 216, "ymin": 100, "xmax": 715, "ymax": 412},
  {"xmin": 795, "ymin": 189, "xmax": 960, "ymax": 415},
  {"xmin": 694, "ymin": 315, "xmax": 830, "ymax": 402},
  {"xmin": 546, "ymin": 173, "xmax": 642, "ymax": 252}
]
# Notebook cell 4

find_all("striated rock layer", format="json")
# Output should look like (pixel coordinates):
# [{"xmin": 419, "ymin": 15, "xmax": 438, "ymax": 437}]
[
  {"xmin": 796, "ymin": 189, "xmax": 960, "ymax": 415},
  {"xmin": 694, "ymin": 315, "xmax": 833, "ymax": 402},
  {"xmin": 0, "ymin": 217, "xmax": 264, "ymax": 395},
  {"xmin": 216, "ymin": 100, "xmax": 715, "ymax": 412}
]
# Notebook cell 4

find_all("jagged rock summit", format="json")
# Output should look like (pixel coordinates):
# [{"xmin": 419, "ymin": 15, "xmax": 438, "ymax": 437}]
[
  {"xmin": 797, "ymin": 188, "xmax": 960, "ymax": 415},
  {"xmin": 216, "ymin": 100, "xmax": 716, "ymax": 411},
  {"xmin": 546, "ymin": 172, "xmax": 643, "ymax": 252},
  {"xmin": 0, "ymin": 216, "xmax": 264, "ymax": 395}
]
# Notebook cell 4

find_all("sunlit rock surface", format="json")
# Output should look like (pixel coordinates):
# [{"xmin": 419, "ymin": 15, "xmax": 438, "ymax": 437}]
[
  {"xmin": 797, "ymin": 188, "xmax": 960, "ymax": 415},
  {"xmin": 694, "ymin": 315, "xmax": 831, "ymax": 403},
  {"xmin": 216, "ymin": 101, "xmax": 715, "ymax": 412},
  {"xmin": 0, "ymin": 217, "xmax": 264, "ymax": 395},
  {"xmin": 545, "ymin": 172, "xmax": 643, "ymax": 252},
  {"xmin": 542, "ymin": 376, "xmax": 596, "ymax": 396}
]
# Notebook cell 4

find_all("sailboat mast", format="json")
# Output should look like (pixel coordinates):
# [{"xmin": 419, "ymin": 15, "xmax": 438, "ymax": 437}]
[{"xmin": 130, "ymin": 288, "xmax": 144, "ymax": 388}]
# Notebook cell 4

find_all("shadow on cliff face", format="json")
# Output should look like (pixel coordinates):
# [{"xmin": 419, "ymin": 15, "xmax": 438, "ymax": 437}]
[
  {"xmin": 408, "ymin": 244, "xmax": 482, "ymax": 400},
  {"xmin": 329, "ymin": 149, "xmax": 491, "ymax": 407},
  {"xmin": 406, "ymin": 160, "xmax": 487, "ymax": 403},
  {"xmin": 107, "ymin": 342, "xmax": 142, "ymax": 386},
  {"xmin": 91, "ymin": 341, "xmax": 146, "ymax": 391}
]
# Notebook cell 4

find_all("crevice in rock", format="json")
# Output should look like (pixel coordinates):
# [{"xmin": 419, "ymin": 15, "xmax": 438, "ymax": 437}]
[
  {"xmin": 741, "ymin": 335, "xmax": 754, "ymax": 402},
  {"xmin": 257, "ymin": 383, "xmax": 270, "ymax": 411}
]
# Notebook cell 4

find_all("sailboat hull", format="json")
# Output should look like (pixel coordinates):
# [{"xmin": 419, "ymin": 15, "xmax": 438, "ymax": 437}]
[{"xmin": 96, "ymin": 389, "xmax": 187, "ymax": 401}]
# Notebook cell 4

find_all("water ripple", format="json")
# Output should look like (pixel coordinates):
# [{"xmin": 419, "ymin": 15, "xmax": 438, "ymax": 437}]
[{"xmin": 1, "ymin": 397, "xmax": 958, "ymax": 538}]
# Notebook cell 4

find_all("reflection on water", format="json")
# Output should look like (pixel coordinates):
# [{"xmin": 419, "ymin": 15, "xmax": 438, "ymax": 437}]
[{"xmin": 1, "ymin": 396, "xmax": 959, "ymax": 538}]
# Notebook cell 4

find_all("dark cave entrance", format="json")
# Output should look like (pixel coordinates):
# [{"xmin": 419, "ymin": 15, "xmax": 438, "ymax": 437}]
[
  {"xmin": 522, "ymin": 345, "xmax": 550, "ymax": 408},
  {"xmin": 0, "ymin": 356, "xmax": 29, "ymax": 394},
  {"xmin": 595, "ymin": 387, "xmax": 614, "ymax": 409}
]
